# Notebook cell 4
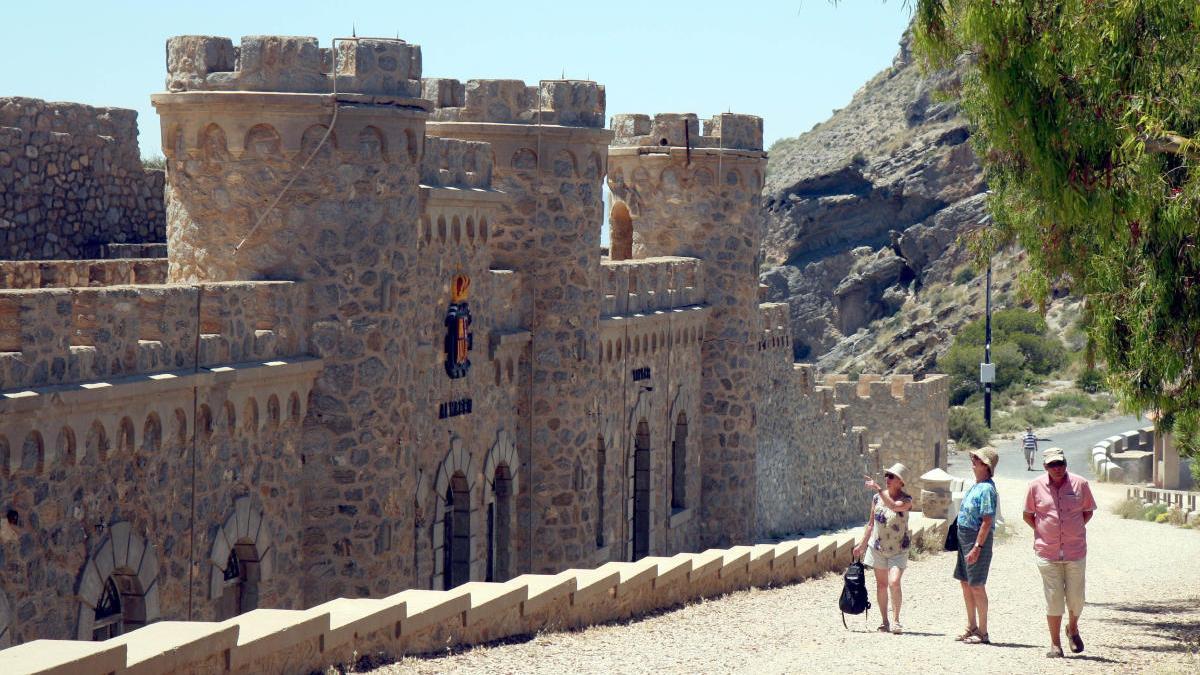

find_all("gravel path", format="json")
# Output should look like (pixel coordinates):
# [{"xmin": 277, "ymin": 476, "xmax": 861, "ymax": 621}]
[{"xmin": 377, "ymin": 478, "xmax": 1200, "ymax": 674}]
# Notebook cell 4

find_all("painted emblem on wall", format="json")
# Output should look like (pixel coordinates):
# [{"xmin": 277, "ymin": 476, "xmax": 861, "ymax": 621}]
[{"xmin": 444, "ymin": 274, "xmax": 473, "ymax": 379}]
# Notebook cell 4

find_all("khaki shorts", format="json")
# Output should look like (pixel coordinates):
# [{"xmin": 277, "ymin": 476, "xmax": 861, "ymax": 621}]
[
  {"xmin": 864, "ymin": 547, "xmax": 908, "ymax": 570},
  {"xmin": 1036, "ymin": 557, "xmax": 1086, "ymax": 617}
]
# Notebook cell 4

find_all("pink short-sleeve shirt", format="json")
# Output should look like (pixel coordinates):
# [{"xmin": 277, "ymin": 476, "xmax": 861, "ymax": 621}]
[{"xmin": 1024, "ymin": 472, "xmax": 1097, "ymax": 561}]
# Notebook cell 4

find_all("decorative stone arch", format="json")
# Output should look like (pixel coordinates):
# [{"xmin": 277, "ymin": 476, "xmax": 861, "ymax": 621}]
[
  {"xmin": 552, "ymin": 148, "xmax": 578, "ymax": 178},
  {"xmin": 75, "ymin": 522, "xmax": 161, "ymax": 640},
  {"xmin": 626, "ymin": 390, "xmax": 655, "ymax": 560},
  {"xmin": 483, "ymin": 430, "xmax": 519, "ymax": 582},
  {"xmin": 209, "ymin": 496, "xmax": 274, "ymax": 620},
  {"xmin": 668, "ymin": 387, "xmax": 697, "ymax": 513},
  {"xmin": 432, "ymin": 437, "xmax": 476, "ymax": 590},
  {"xmin": 0, "ymin": 587, "xmax": 11, "ymax": 648}
]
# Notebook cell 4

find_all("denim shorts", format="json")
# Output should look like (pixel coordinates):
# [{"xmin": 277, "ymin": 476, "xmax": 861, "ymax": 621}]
[{"xmin": 953, "ymin": 526, "xmax": 993, "ymax": 586}]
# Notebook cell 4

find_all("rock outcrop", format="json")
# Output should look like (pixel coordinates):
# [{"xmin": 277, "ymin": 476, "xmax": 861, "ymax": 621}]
[{"xmin": 760, "ymin": 30, "xmax": 986, "ymax": 372}]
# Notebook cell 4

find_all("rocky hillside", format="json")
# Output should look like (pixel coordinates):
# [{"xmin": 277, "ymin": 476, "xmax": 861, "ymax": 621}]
[{"xmin": 759, "ymin": 31, "xmax": 997, "ymax": 375}]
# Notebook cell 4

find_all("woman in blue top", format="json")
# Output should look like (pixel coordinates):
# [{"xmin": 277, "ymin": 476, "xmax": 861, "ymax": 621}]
[{"xmin": 954, "ymin": 446, "xmax": 998, "ymax": 645}]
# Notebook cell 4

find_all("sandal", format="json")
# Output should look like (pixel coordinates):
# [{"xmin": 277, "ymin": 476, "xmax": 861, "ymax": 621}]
[
  {"xmin": 891, "ymin": 623, "xmax": 903, "ymax": 635},
  {"xmin": 1046, "ymin": 646, "xmax": 1064, "ymax": 658},
  {"xmin": 965, "ymin": 633, "xmax": 991, "ymax": 645},
  {"xmin": 954, "ymin": 626, "xmax": 978, "ymax": 641},
  {"xmin": 1068, "ymin": 632, "xmax": 1084, "ymax": 653},
  {"xmin": 877, "ymin": 623, "xmax": 891, "ymax": 633}
]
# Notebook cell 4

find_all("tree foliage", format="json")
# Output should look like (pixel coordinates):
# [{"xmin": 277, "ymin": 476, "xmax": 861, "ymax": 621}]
[{"xmin": 913, "ymin": 1, "xmax": 1200, "ymax": 453}]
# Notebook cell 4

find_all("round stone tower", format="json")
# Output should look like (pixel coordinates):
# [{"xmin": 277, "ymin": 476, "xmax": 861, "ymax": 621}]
[
  {"xmin": 607, "ymin": 113, "xmax": 767, "ymax": 546},
  {"xmin": 424, "ymin": 78, "xmax": 612, "ymax": 573},
  {"xmin": 153, "ymin": 35, "xmax": 430, "ymax": 602}
]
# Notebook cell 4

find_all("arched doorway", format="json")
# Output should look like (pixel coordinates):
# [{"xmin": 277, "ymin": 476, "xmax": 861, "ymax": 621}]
[
  {"xmin": 632, "ymin": 418, "xmax": 651, "ymax": 560},
  {"xmin": 610, "ymin": 200, "xmax": 633, "ymax": 260},
  {"xmin": 671, "ymin": 413, "xmax": 688, "ymax": 512},
  {"xmin": 486, "ymin": 464, "xmax": 513, "ymax": 582},
  {"xmin": 216, "ymin": 543, "xmax": 262, "ymax": 620},
  {"xmin": 443, "ymin": 472, "xmax": 471, "ymax": 589},
  {"xmin": 596, "ymin": 436, "xmax": 607, "ymax": 548}
]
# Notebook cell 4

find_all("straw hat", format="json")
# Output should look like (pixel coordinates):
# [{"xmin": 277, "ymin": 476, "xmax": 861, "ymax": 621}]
[
  {"xmin": 883, "ymin": 462, "xmax": 908, "ymax": 487},
  {"xmin": 969, "ymin": 446, "xmax": 999, "ymax": 474}
]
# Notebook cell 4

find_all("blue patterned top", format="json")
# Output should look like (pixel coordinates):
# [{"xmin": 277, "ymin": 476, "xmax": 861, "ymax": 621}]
[{"xmin": 957, "ymin": 479, "xmax": 997, "ymax": 530}]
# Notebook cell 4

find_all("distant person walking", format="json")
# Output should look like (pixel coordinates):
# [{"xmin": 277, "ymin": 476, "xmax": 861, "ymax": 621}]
[
  {"xmin": 1022, "ymin": 426, "xmax": 1052, "ymax": 471},
  {"xmin": 1023, "ymin": 447, "xmax": 1097, "ymax": 658},
  {"xmin": 853, "ymin": 463, "xmax": 913, "ymax": 633},
  {"xmin": 954, "ymin": 447, "xmax": 999, "ymax": 645}
]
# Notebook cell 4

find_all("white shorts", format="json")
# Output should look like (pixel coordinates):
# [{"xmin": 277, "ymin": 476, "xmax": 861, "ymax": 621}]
[{"xmin": 864, "ymin": 547, "xmax": 908, "ymax": 570}]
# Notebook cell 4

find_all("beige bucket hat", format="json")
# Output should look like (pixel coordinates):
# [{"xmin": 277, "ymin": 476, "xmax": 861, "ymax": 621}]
[
  {"xmin": 970, "ymin": 446, "xmax": 999, "ymax": 474},
  {"xmin": 883, "ymin": 462, "xmax": 909, "ymax": 487}
]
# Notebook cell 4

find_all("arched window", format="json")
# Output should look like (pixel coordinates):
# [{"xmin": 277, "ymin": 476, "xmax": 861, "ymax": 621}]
[
  {"xmin": 671, "ymin": 413, "xmax": 688, "ymax": 511},
  {"xmin": 91, "ymin": 572, "xmax": 146, "ymax": 641},
  {"xmin": 217, "ymin": 544, "xmax": 261, "ymax": 620}
]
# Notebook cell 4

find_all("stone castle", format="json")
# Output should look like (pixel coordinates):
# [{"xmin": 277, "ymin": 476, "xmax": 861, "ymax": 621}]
[{"xmin": 0, "ymin": 34, "xmax": 947, "ymax": 648}]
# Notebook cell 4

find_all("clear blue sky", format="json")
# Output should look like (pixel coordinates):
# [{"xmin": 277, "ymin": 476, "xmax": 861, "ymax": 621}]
[{"xmin": 1, "ymin": 1, "xmax": 910, "ymax": 158}]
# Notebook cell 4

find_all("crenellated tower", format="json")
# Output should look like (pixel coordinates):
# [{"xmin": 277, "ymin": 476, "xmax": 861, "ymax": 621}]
[
  {"xmin": 607, "ymin": 113, "xmax": 767, "ymax": 546},
  {"xmin": 153, "ymin": 35, "xmax": 429, "ymax": 603},
  {"xmin": 423, "ymin": 78, "xmax": 612, "ymax": 572}
]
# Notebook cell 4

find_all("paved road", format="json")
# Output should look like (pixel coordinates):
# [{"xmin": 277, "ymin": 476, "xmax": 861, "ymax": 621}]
[{"xmin": 951, "ymin": 414, "xmax": 1145, "ymax": 481}]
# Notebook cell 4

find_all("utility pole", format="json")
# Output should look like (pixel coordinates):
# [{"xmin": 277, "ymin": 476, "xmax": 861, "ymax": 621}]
[{"xmin": 982, "ymin": 260, "xmax": 994, "ymax": 428}]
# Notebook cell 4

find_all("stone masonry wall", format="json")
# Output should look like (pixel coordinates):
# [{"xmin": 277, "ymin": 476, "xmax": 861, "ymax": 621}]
[
  {"xmin": 823, "ymin": 373, "xmax": 950, "ymax": 504},
  {"xmin": 608, "ymin": 112, "xmax": 768, "ymax": 548},
  {"xmin": 755, "ymin": 305, "xmax": 868, "ymax": 536},
  {"xmin": 0, "ymin": 98, "xmax": 164, "ymax": 260},
  {"xmin": 426, "ymin": 78, "xmax": 611, "ymax": 575}
]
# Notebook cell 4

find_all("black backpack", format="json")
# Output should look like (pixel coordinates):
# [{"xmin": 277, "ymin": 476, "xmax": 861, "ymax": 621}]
[{"xmin": 839, "ymin": 559, "xmax": 871, "ymax": 628}]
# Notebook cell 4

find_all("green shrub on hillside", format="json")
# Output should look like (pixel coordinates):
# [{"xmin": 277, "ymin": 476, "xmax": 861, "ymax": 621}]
[
  {"xmin": 949, "ymin": 406, "xmax": 990, "ymax": 449},
  {"xmin": 941, "ymin": 341, "xmax": 1028, "ymax": 403},
  {"xmin": 1076, "ymin": 368, "xmax": 1106, "ymax": 393}
]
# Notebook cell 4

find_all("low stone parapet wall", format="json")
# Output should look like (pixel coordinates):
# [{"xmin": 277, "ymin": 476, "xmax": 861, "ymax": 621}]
[
  {"xmin": 600, "ymin": 256, "xmax": 704, "ymax": 316},
  {"xmin": 0, "ymin": 258, "xmax": 166, "ymax": 289},
  {"xmin": 0, "ymin": 515, "xmax": 948, "ymax": 674},
  {"xmin": 0, "ymin": 280, "xmax": 307, "ymax": 391},
  {"xmin": 1092, "ymin": 426, "xmax": 1155, "ymax": 483}
]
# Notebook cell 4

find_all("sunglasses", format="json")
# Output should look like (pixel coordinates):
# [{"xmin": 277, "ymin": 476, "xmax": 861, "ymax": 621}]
[
  {"xmin": 1045, "ymin": 461, "xmax": 1066, "ymax": 469},
  {"xmin": 884, "ymin": 473, "xmax": 897, "ymax": 480}
]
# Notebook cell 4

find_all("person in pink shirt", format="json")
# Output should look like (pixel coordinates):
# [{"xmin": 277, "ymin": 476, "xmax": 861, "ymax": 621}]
[{"xmin": 1023, "ymin": 447, "xmax": 1097, "ymax": 658}]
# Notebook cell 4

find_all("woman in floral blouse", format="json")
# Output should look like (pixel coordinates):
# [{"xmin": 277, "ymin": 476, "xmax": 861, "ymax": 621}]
[{"xmin": 853, "ymin": 462, "xmax": 913, "ymax": 633}]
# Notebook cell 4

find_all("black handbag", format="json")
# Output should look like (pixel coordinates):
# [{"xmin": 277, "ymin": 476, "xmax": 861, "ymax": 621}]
[{"xmin": 943, "ymin": 521, "xmax": 960, "ymax": 552}]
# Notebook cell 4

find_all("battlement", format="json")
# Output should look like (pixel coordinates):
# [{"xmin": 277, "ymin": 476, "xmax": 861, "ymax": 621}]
[
  {"xmin": 758, "ymin": 302, "xmax": 791, "ymax": 352},
  {"xmin": 0, "ymin": 258, "xmax": 166, "ymax": 289},
  {"xmin": 610, "ymin": 112, "xmax": 763, "ymax": 151},
  {"xmin": 425, "ymin": 78, "xmax": 605, "ymax": 128},
  {"xmin": 164, "ymin": 35, "xmax": 423, "ymax": 97},
  {"xmin": 600, "ymin": 256, "xmax": 704, "ymax": 316},
  {"xmin": 822, "ymin": 373, "xmax": 949, "ymax": 404},
  {"xmin": 420, "ymin": 136, "xmax": 493, "ymax": 189},
  {"xmin": 0, "ymin": 281, "xmax": 306, "ymax": 392}
]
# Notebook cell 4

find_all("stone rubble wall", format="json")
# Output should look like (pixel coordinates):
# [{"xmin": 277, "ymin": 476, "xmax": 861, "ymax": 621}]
[
  {"xmin": 419, "ymin": 136, "xmax": 493, "ymax": 189},
  {"xmin": 0, "ymin": 98, "xmax": 165, "ymax": 260},
  {"xmin": 822, "ymin": 373, "xmax": 950, "ymax": 505},
  {"xmin": 600, "ymin": 256, "xmax": 704, "ymax": 316},
  {"xmin": 164, "ymin": 35, "xmax": 423, "ymax": 97},
  {"xmin": 755, "ymin": 303, "xmax": 870, "ymax": 537},
  {"xmin": 0, "ymin": 258, "xmax": 166, "ymax": 289},
  {"xmin": 0, "ymin": 514, "xmax": 948, "ymax": 674},
  {"xmin": 610, "ymin": 112, "xmax": 763, "ymax": 151},
  {"xmin": 0, "ymin": 281, "xmax": 307, "ymax": 391},
  {"xmin": 0, "ymin": 355, "xmax": 319, "ymax": 646},
  {"xmin": 424, "ymin": 78, "xmax": 606, "ymax": 127}
]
